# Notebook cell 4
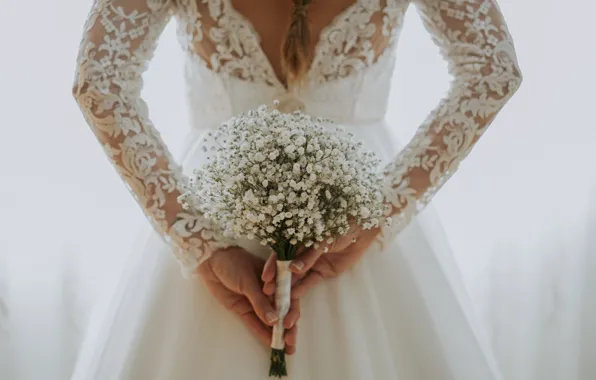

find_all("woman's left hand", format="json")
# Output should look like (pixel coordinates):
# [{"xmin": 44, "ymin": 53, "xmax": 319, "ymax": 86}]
[
  {"xmin": 261, "ymin": 226, "xmax": 381, "ymax": 299},
  {"xmin": 198, "ymin": 247, "xmax": 300, "ymax": 354}
]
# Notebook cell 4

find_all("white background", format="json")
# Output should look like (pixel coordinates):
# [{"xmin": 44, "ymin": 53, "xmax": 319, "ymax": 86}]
[{"xmin": 1, "ymin": 1, "xmax": 595, "ymax": 379}]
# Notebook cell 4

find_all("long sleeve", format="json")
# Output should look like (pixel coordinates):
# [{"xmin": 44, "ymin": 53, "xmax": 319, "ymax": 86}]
[
  {"xmin": 382, "ymin": 0, "xmax": 522, "ymax": 234},
  {"xmin": 72, "ymin": 0, "xmax": 228, "ymax": 276}
]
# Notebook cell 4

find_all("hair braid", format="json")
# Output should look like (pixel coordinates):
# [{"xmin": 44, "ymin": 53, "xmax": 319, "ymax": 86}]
[{"xmin": 280, "ymin": 0, "xmax": 312, "ymax": 88}]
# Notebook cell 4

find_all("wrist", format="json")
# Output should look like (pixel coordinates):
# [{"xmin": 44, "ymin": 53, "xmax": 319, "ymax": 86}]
[{"xmin": 195, "ymin": 243, "xmax": 242, "ymax": 273}]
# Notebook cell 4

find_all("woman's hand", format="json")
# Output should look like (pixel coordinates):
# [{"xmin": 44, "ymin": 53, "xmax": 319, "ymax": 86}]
[
  {"xmin": 197, "ymin": 247, "xmax": 300, "ymax": 354},
  {"xmin": 262, "ymin": 227, "xmax": 381, "ymax": 299}
]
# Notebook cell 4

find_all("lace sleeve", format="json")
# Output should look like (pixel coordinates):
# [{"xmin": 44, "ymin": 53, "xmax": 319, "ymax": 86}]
[
  {"xmin": 72, "ymin": 0, "xmax": 228, "ymax": 276},
  {"xmin": 382, "ymin": 0, "xmax": 522, "ymax": 234}
]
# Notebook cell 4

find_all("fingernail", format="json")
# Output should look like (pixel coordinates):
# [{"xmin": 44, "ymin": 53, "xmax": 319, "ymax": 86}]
[
  {"xmin": 291, "ymin": 261, "xmax": 304, "ymax": 271},
  {"xmin": 266, "ymin": 312, "xmax": 279, "ymax": 324}
]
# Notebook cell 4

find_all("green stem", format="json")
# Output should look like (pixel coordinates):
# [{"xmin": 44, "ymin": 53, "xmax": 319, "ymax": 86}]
[{"xmin": 271, "ymin": 240, "xmax": 301, "ymax": 261}]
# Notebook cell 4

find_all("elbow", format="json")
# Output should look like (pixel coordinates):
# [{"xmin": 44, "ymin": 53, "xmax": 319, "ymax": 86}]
[
  {"xmin": 72, "ymin": 79, "xmax": 87, "ymax": 107},
  {"xmin": 72, "ymin": 82, "xmax": 81, "ymax": 100},
  {"xmin": 491, "ymin": 60, "xmax": 523, "ymax": 104},
  {"xmin": 72, "ymin": 77, "xmax": 102, "ymax": 111},
  {"xmin": 71, "ymin": 75, "xmax": 93, "ymax": 107},
  {"xmin": 510, "ymin": 65, "xmax": 523, "ymax": 94},
  {"xmin": 505, "ymin": 52, "xmax": 524, "ymax": 96}
]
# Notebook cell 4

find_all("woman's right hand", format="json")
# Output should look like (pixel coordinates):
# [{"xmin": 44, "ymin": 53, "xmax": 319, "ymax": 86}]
[
  {"xmin": 196, "ymin": 247, "xmax": 300, "ymax": 354},
  {"xmin": 262, "ymin": 226, "xmax": 381, "ymax": 299}
]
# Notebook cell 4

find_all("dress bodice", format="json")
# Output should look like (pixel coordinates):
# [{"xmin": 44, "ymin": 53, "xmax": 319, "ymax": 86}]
[
  {"xmin": 175, "ymin": 0, "xmax": 408, "ymax": 129},
  {"xmin": 184, "ymin": 49, "xmax": 397, "ymax": 129},
  {"xmin": 72, "ymin": 0, "xmax": 522, "ymax": 275}
]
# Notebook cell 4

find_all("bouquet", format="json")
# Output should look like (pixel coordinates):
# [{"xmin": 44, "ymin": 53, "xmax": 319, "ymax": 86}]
[{"xmin": 179, "ymin": 102, "xmax": 387, "ymax": 377}]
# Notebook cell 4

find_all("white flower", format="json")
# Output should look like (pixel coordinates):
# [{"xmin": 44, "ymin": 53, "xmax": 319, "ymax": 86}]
[
  {"xmin": 295, "ymin": 136, "xmax": 306, "ymax": 146},
  {"xmin": 269, "ymin": 150, "xmax": 279, "ymax": 160},
  {"xmin": 360, "ymin": 207, "xmax": 371, "ymax": 218},
  {"xmin": 178, "ymin": 104, "xmax": 387, "ymax": 256},
  {"xmin": 254, "ymin": 152, "xmax": 266, "ymax": 162}
]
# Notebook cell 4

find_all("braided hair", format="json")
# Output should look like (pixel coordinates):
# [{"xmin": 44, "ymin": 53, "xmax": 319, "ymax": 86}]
[{"xmin": 280, "ymin": 0, "xmax": 312, "ymax": 88}]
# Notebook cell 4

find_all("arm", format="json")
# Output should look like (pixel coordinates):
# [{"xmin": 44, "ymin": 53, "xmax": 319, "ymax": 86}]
[
  {"xmin": 72, "ymin": 0, "xmax": 228, "ymax": 276},
  {"xmin": 383, "ymin": 0, "xmax": 522, "ymax": 234}
]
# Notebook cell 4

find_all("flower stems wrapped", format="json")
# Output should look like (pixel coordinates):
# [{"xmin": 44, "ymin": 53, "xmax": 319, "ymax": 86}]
[{"xmin": 179, "ymin": 104, "xmax": 386, "ymax": 377}]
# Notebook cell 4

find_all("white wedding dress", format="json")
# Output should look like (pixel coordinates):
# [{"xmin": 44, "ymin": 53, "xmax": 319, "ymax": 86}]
[{"xmin": 70, "ymin": 0, "xmax": 522, "ymax": 379}]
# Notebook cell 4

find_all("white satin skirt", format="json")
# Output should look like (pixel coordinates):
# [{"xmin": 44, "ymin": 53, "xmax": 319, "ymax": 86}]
[{"xmin": 70, "ymin": 120, "xmax": 503, "ymax": 380}]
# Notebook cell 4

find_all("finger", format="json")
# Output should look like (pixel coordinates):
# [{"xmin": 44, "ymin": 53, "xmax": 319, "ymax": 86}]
[
  {"xmin": 261, "ymin": 252, "xmax": 276, "ymax": 282},
  {"xmin": 285, "ymin": 323, "xmax": 298, "ymax": 348},
  {"xmin": 263, "ymin": 280, "xmax": 276, "ymax": 296},
  {"xmin": 289, "ymin": 245, "xmax": 327, "ymax": 274},
  {"xmin": 285, "ymin": 326, "xmax": 297, "ymax": 356},
  {"xmin": 206, "ymin": 286, "xmax": 272, "ymax": 347},
  {"xmin": 284, "ymin": 298, "xmax": 301, "ymax": 329},
  {"xmin": 291, "ymin": 271, "xmax": 324, "ymax": 299},
  {"xmin": 286, "ymin": 344, "xmax": 296, "ymax": 356},
  {"xmin": 292, "ymin": 272, "xmax": 306, "ymax": 286},
  {"xmin": 243, "ymin": 280, "xmax": 279, "ymax": 326},
  {"xmin": 238, "ymin": 311, "xmax": 272, "ymax": 347}
]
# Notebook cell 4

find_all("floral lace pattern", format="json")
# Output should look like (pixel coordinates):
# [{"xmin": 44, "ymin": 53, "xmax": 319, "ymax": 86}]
[
  {"xmin": 175, "ymin": 0, "xmax": 408, "ymax": 88},
  {"xmin": 381, "ymin": 0, "xmax": 522, "ymax": 239},
  {"xmin": 72, "ymin": 0, "xmax": 229, "ymax": 276},
  {"xmin": 176, "ymin": 0, "xmax": 281, "ymax": 86},
  {"xmin": 310, "ymin": 0, "xmax": 407, "ymax": 84},
  {"xmin": 72, "ymin": 0, "xmax": 521, "ymax": 273}
]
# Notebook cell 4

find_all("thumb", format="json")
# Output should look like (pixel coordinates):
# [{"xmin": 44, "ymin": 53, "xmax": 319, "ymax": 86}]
[{"xmin": 242, "ymin": 277, "xmax": 279, "ymax": 326}]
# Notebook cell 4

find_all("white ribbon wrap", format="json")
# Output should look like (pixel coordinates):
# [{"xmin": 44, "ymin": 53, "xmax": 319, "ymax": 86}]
[{"xmin": 271, "ymin": 260, "xmax": 292, "ymax": 350}]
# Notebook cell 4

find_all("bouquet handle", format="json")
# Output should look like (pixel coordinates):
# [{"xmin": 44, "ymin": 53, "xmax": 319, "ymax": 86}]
[{"xmin": 269, "ymin": 260, "xmax": 292, "ymax": 377}]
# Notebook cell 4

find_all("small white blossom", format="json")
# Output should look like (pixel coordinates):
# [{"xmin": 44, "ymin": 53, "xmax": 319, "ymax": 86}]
[
  {"xmin": 178, "ymin": 104, "xmax": 386, "ymax": 256},
  {"xmin": 269, "ymin": 150, "xmax": 279, "ymax": 160},
  {"xmin": 360, "ymin": 207, "xmax": 371, "ymax": 218}
]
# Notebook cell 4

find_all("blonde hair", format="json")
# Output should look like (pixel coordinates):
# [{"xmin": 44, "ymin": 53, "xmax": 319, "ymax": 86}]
[{"xmin": 280, "ymin": 0, "xmax": 312, "ymax": 88}]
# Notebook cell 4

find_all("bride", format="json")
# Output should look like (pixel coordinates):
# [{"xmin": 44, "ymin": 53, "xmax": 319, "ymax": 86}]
[{"xmin": 71, "ymin": 0, "xmax": 522, "ymax": 378}]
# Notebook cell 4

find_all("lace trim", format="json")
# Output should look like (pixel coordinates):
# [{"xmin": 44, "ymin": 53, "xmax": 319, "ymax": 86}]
[
  {"xmin": 310, "ymin": 0, "xmax": 405, "ymax": 83},
  {"xmin": 176, "ymin": 0, "xmax": 405, "ymax": 88}
]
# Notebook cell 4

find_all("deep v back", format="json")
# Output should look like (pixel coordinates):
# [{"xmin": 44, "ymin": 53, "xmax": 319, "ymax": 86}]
[
  {"xmin": 227, "ymin": 0, "xmax": 364, "ymax": 88},
  {"xmin": 174, "ymin": 0, "xmax": 405, "ymax": 90}
]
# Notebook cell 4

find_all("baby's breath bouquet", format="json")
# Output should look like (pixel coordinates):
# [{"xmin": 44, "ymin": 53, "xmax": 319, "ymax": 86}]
[{"xmin": 179, "ymin": 103, "xmax": 386, "ymax": 377}]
